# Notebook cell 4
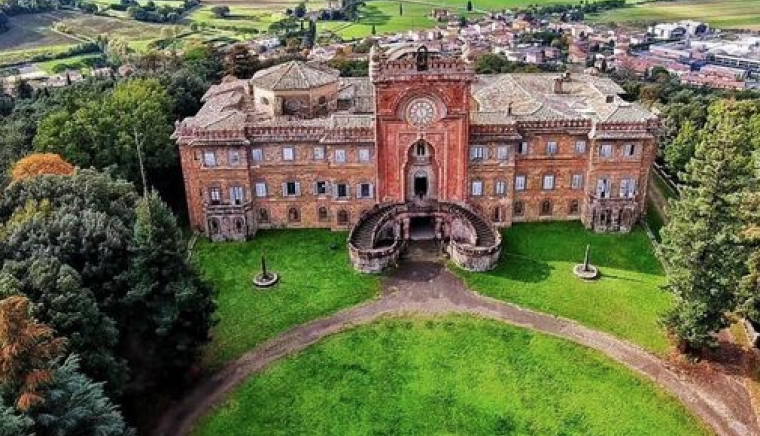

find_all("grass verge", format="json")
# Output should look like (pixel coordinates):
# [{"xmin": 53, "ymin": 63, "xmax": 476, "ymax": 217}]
[{"xmin": 194, "ymin": 316, "xmax": 710, "ymax": 436}]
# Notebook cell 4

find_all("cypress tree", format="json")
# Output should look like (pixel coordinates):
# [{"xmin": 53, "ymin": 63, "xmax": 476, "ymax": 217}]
[{"xmin": 660, "ymin": 100, "xmax": 756, "ymax": 352}]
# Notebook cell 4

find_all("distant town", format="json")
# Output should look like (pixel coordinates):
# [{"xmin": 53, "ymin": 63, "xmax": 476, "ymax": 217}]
[{"xmin": 2, "ymin": 2, "xmax": 759, "ymax": 94}]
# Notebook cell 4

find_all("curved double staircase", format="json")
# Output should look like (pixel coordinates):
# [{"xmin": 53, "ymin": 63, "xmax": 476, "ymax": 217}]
[{"xmin": 348, "ymin": 201, "xmax": 502, "ymax": 273}]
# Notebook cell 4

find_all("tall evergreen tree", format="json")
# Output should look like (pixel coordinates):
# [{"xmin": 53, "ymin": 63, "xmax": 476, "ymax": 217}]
[
  {"xmin": 123, "ymin": 191, "xmax": 215, "ymax": 389},
  {"xmin": 32, "ymin": 355, "xmax": 133, "ymax": 436},
  {"xmin": 660, "ymin": 101, "xmax": 757, "ymax": 351}
]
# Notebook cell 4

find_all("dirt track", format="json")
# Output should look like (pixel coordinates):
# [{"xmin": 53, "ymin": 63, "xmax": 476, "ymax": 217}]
[{"xmin": 154, "ymin": 261, "xmax": 758, "ymax": 436}]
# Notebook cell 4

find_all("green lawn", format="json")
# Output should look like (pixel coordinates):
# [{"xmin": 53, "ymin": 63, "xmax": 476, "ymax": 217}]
[
  {"xmin": 194, "ymin": 317, "xmax": 709, "ymax": 436},
  {"xmin": 591, "ymin": 0, "xmax": 760, "ymax": 30},
  {"xmin": 194, "ymin": 230, "xmax": 379, "ymax": 368},
  {"xmin": 455, "ymin": 221, "xmax": 672, "ymax": 354}
]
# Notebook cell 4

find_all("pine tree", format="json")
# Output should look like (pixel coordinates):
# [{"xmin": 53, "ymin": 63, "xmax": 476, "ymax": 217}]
[
  {"xmin": 123, "ymin": 191, "xmax": 215, "ymax": 388},
  {"xmin": 0, "ymin": 296, "xmax": 66, "ymax": 411},
  {"xmin": 467, "ymin": 0, "xmax": 473, "ymax": 12},
  {"xmin": 32, "ymin": 355, "xmax": 133, "ymax": 436},
  {"xmin": 660, "ymin": 101, "xmax": 756, "ymax": 351},
  {"xmin": 399, "ymin": 1, "xmax": 402, "ymax": 16}
]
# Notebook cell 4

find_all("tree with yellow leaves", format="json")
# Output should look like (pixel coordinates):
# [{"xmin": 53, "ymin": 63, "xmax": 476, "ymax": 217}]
[{"xmin": 11, "ymin": 153, "xmax": 74, "ymax": 183}]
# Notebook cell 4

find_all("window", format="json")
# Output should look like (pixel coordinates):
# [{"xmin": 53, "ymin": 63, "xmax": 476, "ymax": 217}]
[
  {"xmin": 254, "ymin": 182, "xmax": 267, "ymax": 198},
  {"xmin": 546, "ymin": 141, "xmax": 558, "ymax": 156},
  {"xmin": 315, "ymin": 181, "xmax": 329, "ymax": 196},
  {"xmin": 314, "ymin": 146, "xmax": 325, "ymax": 160},
  {"xmin": 495, "ymin": 179, "xmax": 507, "ymax": 196},
  {"xmin": 234, "ymin": 218, "xmax": 245, "ymax": 234},
  {"xmin": 600, "ymin": 144, "xmax": 613, "ymax": 158},
  {"xmin": 517, "ymin": 141, "xmax": 529, "ymax": 155},
  {"xmin": 228, "ymin": 150, "xmax": 240, "ymax": 166},
  {"xmin": 569, "ymin": 199, "xmax": 580, "ymax": 215},
  {"xmin": 335, "ymin": 183, "xmax": 349, "ymax": 199},
  {"xmin": 251, "ymin": 148, "xmax": 263, "ymax": 163},
  {"xmin": 575, "ymin": 140, "xmax": 587, "ymax": 154},
  {"xmin": 416, "ymin": 142, "xmax": 426, "ymax": 156},
  {"xmin": 209, "ymin": 187, "xmax": 221, "ymax": 205},
  {"xmin": 470, "ymin": 146, "xmax": 485, "ymax": 161},
  {"xmin": 258, "ymin": 208, "xmax": 270, "ymax": 223},
  {"xmin": 337, "ymin": 210, "xmax": 350, "ymax": 225},
  {"xmin": 208, "ymin": 218, "xmax": 220, "ymax": 234},
  {"xmin": 542, "ymin": 174, "xmax": 555, "ymax": 190},
  {"xmin": 283, "ymin": 181, "xmax": 301, "ymax": 197},
  {"xmin": 282, "ymin": 147, "xmax": 295, "ymax": 161},
  {"xmin": 571, "ymin": 174, "xmax": 584, "ymax": 190},
  {"xmin": 623, "ymin": 144, "xmax": 636, "ymax": 157},
  {"xmin": 596, "ymin": 178, "xmax": 610, "ymax": 199},
  {"xmin": 471, "ymin": 180, "xmax": 483, "ymax": 196},
  {"xmin": 515, "ymin": 175, "xmax": 526, "ymax": 191},
  {"xmin": 288, "ymin": 207, "xmax": 300, "ymax": 223},
  {"xmin": 230, "ymin": 186, "xmax": 244, "ymax": 205},
  {"xmin": 513, "ymin": 200, "xmax": 524, "ymax": 216},
  {"xmin": 358, "ymin": 148, "xmax": 371, "ymax": 163},
  {"xmin": 357, "ymin": 183, "xmax": 373, "ymax": 199},
  {"xmin": 497, "ymin": 146, "xmax": 509, "ymax": 161},
  {"xmin": 203, "ymin": 151, "xmax": 217, "ymax": 167},
  {"xmin": 318, "ymin": 96, "xmax": 327, "ymax": 106},
  {"xmin": 260, "ymin": 97, "xmax": 269, "ymax": 106},
  {"xmin": 318, "ymin": 207, "xmax": 329, "ymax": 222},
  {"xmin": 540, "ymin": 200, "xmax": 553, "ymax": 216},
  {"xmin": 335, "ymin": 149, "xmax": 346, "ymax": 163},
  {"xmin": 492, "ymin": 206, "xmax": 503, "ymax": 223},
  {"xmin": 620, "ymin": 177, "xmax": 636, "ymax": 198}
]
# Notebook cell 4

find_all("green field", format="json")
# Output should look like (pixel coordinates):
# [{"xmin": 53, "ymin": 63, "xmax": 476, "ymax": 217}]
[
  {"xmin": 194, "ymin": 230, "xmax": 379, "ymax": 368},
  {"xmin": 194, "ymin": 317, "xmax": 709, "ymax": 436},
  {"xmin": 456, "ymin": 222, "xmax": 671, "ymax": 354},
  {"xmin": 592, "ymin": 0, "xmax": 760, "ymax": 30}
]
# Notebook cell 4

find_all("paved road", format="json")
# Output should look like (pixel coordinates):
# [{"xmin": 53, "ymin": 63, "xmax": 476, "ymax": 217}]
[{"xmin": 154, "ymin": 261, "xmax": 758, "ymax": 436}]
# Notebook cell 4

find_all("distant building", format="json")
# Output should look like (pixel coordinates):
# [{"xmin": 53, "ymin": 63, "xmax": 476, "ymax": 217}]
[{"xmin": 649, "ymin": 20, "xmax": 709, "ymax": 40}]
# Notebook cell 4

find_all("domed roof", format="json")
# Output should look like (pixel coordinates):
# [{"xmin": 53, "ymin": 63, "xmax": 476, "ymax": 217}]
[{"xmin": 251, "ymin": 61, "xmax": 340, "ymax": 91}]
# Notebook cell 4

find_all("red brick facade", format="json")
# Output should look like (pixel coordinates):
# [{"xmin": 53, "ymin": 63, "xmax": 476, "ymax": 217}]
[{"xmin": 174, "ymin": 47, "xmax": 658, "ymax": 243}]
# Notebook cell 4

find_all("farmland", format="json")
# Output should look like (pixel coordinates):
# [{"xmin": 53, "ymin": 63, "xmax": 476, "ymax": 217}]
[{"xmin": 591, "ymin": 0, "xmax": 760, "ymax": 30}]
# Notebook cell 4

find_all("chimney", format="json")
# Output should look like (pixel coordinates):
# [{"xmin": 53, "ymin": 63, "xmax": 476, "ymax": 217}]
[{"xmin": 553, "ymin": 76, "xmax": 563, "ymax": 94}]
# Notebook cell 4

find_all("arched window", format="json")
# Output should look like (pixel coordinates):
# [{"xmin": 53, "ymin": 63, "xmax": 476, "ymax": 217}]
[
  {"xmin": 208, "ymin": 218, "xmax": 220, "ymax": 234},
  {"xmin": 492, "ymin": 206, "xmax": 502, "ymax": 223},
  {"xmin": 540, "ymin": 200, "xmax": 553, "ymax": 216},
  {"xmin": 337, "ymin": 210, "xmax": 349, "ymax": 225},
  {"xmin": 513, "ymin": 200, "xmax": 524, "ymax": 216},
  {"xmin": 288, "ymin": 207, "xmax": 300, "ymax": 223},
  {"xmin": 318, "ymin": 206, "xmax": 329, "ymax": 222},
  {"xmin": 569, "ymin": 199, "xmax": 580, "ymax": 215},
  {"xmin": 234, "ymin": 217, "xmax": 245, "ymax": 233},
  {"xmin": 258, "ymin": 208, "xmax": 270, "ymax": 223},
  {"xmin": 416, "ymin": 142, "xmax": 426, "ymax": 156}
]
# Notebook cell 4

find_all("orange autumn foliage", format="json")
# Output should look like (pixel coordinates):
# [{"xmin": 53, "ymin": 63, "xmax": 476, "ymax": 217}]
[
  {"xmin": 11, "ymin": 153, "xmax": 75, "ymax": 182},
  {"xmin": 0, "ymin": 296, "xmax": 66, "ymax": 411}
]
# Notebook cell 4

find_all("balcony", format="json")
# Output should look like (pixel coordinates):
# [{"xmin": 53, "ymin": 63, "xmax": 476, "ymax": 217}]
[{"xmin": 203, "ymin": 200, "xmax": 253, "ymax": 216}]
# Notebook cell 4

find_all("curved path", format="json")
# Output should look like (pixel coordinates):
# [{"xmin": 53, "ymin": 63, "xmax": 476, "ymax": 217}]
[{"xmin": 154, "ymin": 261, "xmax": 758, "ymax": 436}]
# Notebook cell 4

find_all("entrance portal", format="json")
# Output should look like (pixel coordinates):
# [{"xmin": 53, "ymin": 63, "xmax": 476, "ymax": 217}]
[
  {"xmin": 409, "ymin": 216, "xmax": 435, "ymax": 240},
  {"xmin": 414, "ymin": 173, "xmax": 428, "ymax": 199}
]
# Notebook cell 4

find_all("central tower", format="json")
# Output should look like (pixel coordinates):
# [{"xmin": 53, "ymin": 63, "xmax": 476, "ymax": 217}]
[{"xmin": 371, "ymin": 45, "xmax": 475, "ymax": 203}]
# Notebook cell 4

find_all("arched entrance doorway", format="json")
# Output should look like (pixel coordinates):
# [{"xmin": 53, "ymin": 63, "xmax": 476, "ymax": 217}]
[
  {"xmin": 414, "ymin": 171, "xmax": 429, "ymax": 199},
  {"xmin": 406, "ymin": 140, "xmax": 437, "ymax": 201}
]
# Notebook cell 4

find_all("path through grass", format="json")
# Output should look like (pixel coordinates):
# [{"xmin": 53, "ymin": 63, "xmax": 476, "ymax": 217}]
[
  {"xmin": 194, "ymin": 229, "xmax": 379, "ymax": 368},
  {"xmin": 456, "ymin": 221, "xmax": 672, "ymax": 354},
  {"xmin": 194, "ymin": 317, "xmax": 709, "ymax": 436}
]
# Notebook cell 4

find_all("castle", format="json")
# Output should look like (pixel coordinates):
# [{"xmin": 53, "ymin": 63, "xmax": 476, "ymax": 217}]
[{"xmin": 174, "ymin": 45, "xmax": 659, "ymax": 272}]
